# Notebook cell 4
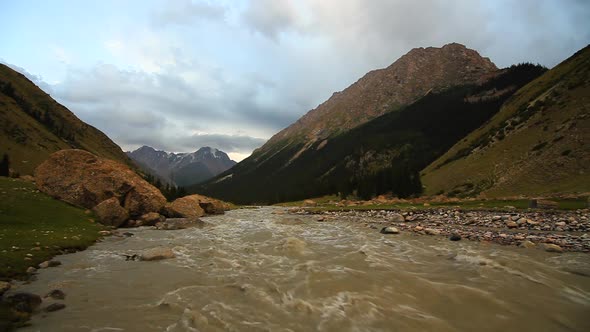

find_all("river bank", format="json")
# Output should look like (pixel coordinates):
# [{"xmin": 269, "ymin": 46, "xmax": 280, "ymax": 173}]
[{"xmin": 289, "ymin": 207, "xmax": 590, "ymax": 253}]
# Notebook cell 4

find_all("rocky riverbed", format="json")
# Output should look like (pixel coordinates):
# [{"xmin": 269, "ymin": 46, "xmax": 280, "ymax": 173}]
[
  {"xmin": 290, "ymin": 208, "xmax": 590, "ymax": 253},
  {"xmin": 4, "ymin": 207, "xmax": 590, "ymax": 331}
]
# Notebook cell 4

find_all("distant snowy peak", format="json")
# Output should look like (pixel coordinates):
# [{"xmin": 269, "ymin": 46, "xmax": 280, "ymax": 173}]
[{"xmin": 126, "ymin": 146, "xmax": 237, "ymax": 187}]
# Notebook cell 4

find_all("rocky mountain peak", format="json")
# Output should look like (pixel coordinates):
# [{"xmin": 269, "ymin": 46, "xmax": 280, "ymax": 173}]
[
  {"xmin": 262, "ymin": 43, "xmax": 498, "ymax": 154},
  {"xmin": 126, "ymin": 146, "xmax": 236, "ymax": 187}
]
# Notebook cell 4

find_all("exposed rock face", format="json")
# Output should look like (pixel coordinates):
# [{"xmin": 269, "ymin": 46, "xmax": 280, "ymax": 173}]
[
  {"xmin": 35, "ymin": 149, "xmax": 166, "ymax": 219},
  {"xmin": 262, "ymin": 43, "xmax": 497, "ymax": 153},
  {"xmin": 92, "ymin": 197, "xmax": 129, "ymax": 227},
  {"xmin": 163, "ymin": 194, "xmax": 229, "ymax": 218}
]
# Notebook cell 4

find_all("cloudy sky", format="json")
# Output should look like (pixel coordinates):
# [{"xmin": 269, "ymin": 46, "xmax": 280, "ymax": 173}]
[{"xmin": 1, "ymin": 0, "xmax": 589, "ymax": 161}]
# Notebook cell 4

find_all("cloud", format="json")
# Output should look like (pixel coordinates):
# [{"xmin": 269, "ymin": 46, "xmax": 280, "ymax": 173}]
[
  {"xmin": 151, "ymin": 0, "xmax": 226, "ymax": 27},
  {"xmin": 49, "ymin": 60, "xmax": 294, "ymax": 159},
  {"xmin": 241, "ymin": 0, "xmax": 303, "ymax": 41},
  {"xmin": 5, "ymin": 0, "xmax": 589, "ymax": 162}
]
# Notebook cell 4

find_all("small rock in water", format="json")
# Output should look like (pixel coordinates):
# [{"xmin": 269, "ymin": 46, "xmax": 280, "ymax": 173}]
[
  {"xmin": 520, "ymin": 240, "xmax": 536, "ymax": 249},
  {"xmin": 140, "ymin": 247, "xmax": 175, "ymax": 261},
  {"xmin": 122, "ymin": 232, "xmax": 134, "ymax": 237},
  {"xmin": 26, "ymin": 266, "xmax": 37, "ymax": 274},
  {"xmin": 543, "ymin": 244, "xmax": 563, "ymax": 253},
  {"xmin": 0, "ymin": 281, "xmax": 10, "ymax": 296},
  {"xmin": 5, "ymin": 292, "xmax": 42, "ymax": 313},
  {"xmin": 44, "ymin": 303, "xmax": 66, "ymax": 312},
  {"xmin": 449, "ymin": 233, "xmax": 461, "ymax": 241},
  {"xmin": 424, "ymin": 228, "xmax": 440, "ymax": 236},
  {"xmin": 45, "ymin": 289, "xmax": 66, "ymax": 300},
  {"xmin": 380, "ymin": 227, "xmax": 400, "ymax": 234}
]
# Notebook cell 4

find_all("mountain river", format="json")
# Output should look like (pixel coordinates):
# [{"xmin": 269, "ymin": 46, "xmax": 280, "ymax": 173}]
[{"xmin": 18, "ymin": 207, "xmax": 590, "ymax": 331}]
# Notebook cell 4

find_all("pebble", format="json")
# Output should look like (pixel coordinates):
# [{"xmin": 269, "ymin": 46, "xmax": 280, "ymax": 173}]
[
  {"xmin": 544, "ymin": 244, "xmax": 564, "ymax": 253},
  {"xmin": 449, "ymin": 233, "xmax": 462, "ymax": 241},
  {"xmin": 45, "ymin": 289, "xmax": 66, "ymax": 300},
  {"xmin": 44, "ymin": 303, "xmax": 66, "ymax": 312},
  {"xmin": 380, "ymin": 227, "xmax": 400, "ymax": 234}
]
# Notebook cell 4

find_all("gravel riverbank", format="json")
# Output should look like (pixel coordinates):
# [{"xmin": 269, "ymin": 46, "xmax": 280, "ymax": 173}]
[{"xmin": 289, "ymin": 208, "xmax": 590, "ymax": 253}]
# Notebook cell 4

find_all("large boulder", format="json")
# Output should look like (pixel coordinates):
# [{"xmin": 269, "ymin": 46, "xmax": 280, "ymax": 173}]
[
  {"xmin": 92, "ymin": 197, "xmax": 129, "ymax": 227},
  {"xmin": 163, "ymin": 196, "xmax": 205, "ymax": 218},
  {"xmin": 35, "ymin": 149, "xmax": 166, "ymax": 217},
  {"xmin": 163, "ymin": 194, "xmax": 229, "ymax": 218}
]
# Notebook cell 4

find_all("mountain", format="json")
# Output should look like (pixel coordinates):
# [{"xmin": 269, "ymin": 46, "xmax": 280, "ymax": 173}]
[
  {"xmin": 0, "ymin": 64, "xmax": 133, "ymax": 175},
  {"xmin": 422, "ymin": 45, "xmax": 590, "ymax": 197},
  {"xmin": 196, "ymin": 62, "xmax": 546, "ymax": 204},
  {"xmin": 257, "ymin": 43, "xmax": 497, "ymax": 162},
  {"xmin": 126, "ymin": 146, "xmax": 236, "ymax": 187}
]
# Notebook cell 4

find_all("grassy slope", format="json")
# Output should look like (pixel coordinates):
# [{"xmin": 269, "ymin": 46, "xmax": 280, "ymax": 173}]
[
  {"xmin": 197, "ymin": 65, "xmax": 545, "ymax": 204},
  {"xmin": 422, "ymin": 46, "xmax": 590, "ymax": 197},
  {"xmin": 0, "ymin": 177, "xmax": 105, "ymax": 280},
  {"xmin": 0, "ymin": 64, "xmax": 133, "ymax": 175}
]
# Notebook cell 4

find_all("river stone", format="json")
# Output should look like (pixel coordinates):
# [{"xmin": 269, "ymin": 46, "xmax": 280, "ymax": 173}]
[
  {"xmin": 425, "ymin": 228, "xmax": 440, "ymax": 236},
  {"xmin": 389, "ymin": 213, "xmax": 405, "ymax": 223},
  {"xmin": 380, "ymin": 226, "xmax": 400, "ymax": 234},
  {"xmin": 92, "ymin": 197, "xmax": 129, "ymax": 227},
  {"xmin": 138, "ymin": 212, "xmax": 165, "ymax": 226},
  {"xmin": 520, "ymin": 240, "xmax": 536, "ymax": 249},
  {"xmin": 39, "ymin": 260, "xmax": 61, "ymax": 269},
  {"xmin": 44, "ymin": 303, "xmax": 66, "ymax": 312},
  {"xmin": 0, "ymin": 281, "xmax": 10, "ymax": 296},
  {"xmin": 155, "ymin": 218, "xmax": 206, "ymax": 230},
  {"xmin": 34, "ymin": 149, "xmax": 166, "ymax": 217},
  {"xmin": 5, "ymin": 292, "xmax": 42, "ymax": 313},
  {"xmin": 44, "ymin": 289, "xmax": 65, "ymax": 300},
  {"xmin": 140, "ymin": 247, "xmax": 175, "ymax": 261},
  {"xmin": 449, "ymin": 233, "xmax": 462, "ymax": 241},
  {"xmin": 506, "ymin": 221, "xmax": 518, "ymax": 229},
  {"xmin": 163, "ymin": 196, "xmax": 206, "ymax": 218},
  {"xmin": 543, "ymin": 244, "xmax": 564, "ymax": 253}
]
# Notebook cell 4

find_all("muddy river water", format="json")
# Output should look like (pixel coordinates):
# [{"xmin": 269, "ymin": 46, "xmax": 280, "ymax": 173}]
[{"xmin": 19, "ymin": 207, "xmax": 590, "ymax": 331}]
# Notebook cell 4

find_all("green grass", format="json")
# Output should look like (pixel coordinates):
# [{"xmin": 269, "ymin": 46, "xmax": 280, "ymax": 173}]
[{"xmin": 0, "ymin": 177, "xmax": 105, "ymax": 280}]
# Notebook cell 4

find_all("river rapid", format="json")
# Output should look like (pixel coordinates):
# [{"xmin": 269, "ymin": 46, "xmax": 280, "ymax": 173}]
[{"xmin": 19, "ymin": 207, "xmax": 590, "ymax": 332}]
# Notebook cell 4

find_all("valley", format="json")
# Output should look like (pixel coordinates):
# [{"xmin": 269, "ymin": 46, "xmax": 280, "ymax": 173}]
[{"xmin": 1, "ymin": 4, "xmax": 589, "ymax": 329}]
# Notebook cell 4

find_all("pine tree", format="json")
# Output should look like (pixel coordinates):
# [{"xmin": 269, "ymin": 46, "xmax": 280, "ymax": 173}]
[{"xmin": 0, "ymin": 154, "xmax": 10, "ymax": 177}]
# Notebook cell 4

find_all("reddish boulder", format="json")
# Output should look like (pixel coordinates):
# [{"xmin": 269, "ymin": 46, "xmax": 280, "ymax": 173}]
[
  {"xmin": 35, "ymin": 149, "xmax": 166, "ymax": 217},
  {"xmin": 163, "ymin": 196, "xmax": 206, "ymax": 218},
  {"xmin": 92, "ymin": 197, "xmax": 129, "ymax": 227},
  {"xmin": 163, "ymin": 194, "xmax": 229, "ymax": 218}
]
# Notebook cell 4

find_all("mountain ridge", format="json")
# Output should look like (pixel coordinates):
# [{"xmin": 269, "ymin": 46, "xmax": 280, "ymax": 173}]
[
  {"xmin": 0, "ymin": 63, "xmax": 133, "ymax": 175},
  {"xmin": 422, "ymin": 45, "xmax": 590, "ymax": 197},
  {"xmin": 126, "ymin": 145, "xmax": 236, "ymax": 187}
]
